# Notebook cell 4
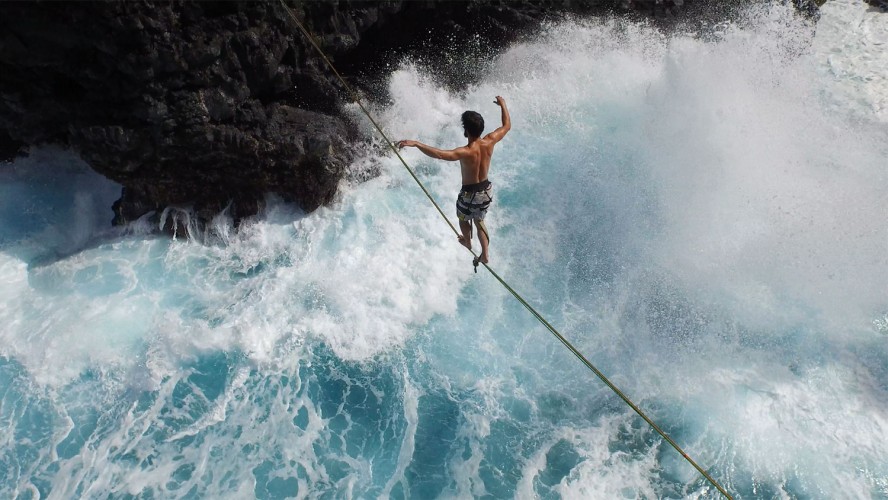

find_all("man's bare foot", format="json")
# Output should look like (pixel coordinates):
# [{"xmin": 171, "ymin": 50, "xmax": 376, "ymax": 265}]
[
  {"xmin": 478, "ymin": 253, "xmax": 489, "ymax": 264},
  {"xmin": 472, "ymin": 254, "xmax": 489, "ymax": 270},
  {"xmin": 458, "ymin": 235, "xmax": 472, "ymax": 250}
]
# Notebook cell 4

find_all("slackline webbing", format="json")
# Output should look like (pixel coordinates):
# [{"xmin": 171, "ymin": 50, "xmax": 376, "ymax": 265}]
[{"xmin": 278, "ymin": 3, "xmax": 732, "ymax": 498}]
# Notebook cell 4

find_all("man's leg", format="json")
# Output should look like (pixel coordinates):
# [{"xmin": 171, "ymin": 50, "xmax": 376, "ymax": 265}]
[
  {"xmin": 458, "ymin": 219, "xmax": 472, "ymax": 250},
  {"xmin": 476, "ymin": 219, "xmax": 489, "ymax": 263}
]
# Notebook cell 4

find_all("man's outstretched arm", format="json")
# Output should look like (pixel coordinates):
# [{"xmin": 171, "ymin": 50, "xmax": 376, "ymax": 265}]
[
  {"xmin": 485, "ymin": 96, "xmax": 511, "ymax": 143},
  {"xmin": 397, "ymin": 140, "xmax": 466, "ymax": 161}
]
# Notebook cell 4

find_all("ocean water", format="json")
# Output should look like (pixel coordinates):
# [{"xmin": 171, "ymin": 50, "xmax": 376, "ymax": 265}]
[{"xmin": 2, "ymin": 1, "xmax": 887, "ymax": 498}]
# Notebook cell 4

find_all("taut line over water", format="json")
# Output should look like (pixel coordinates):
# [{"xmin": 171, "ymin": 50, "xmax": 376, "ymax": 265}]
[{"xmin": 278, "ymin": 2, "xmax": 733, "ymax": 497}]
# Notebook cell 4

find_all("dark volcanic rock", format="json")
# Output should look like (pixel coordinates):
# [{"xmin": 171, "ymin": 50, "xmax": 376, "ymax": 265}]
[
  {"xmin": 0, "ymin": 128, "xmax": 26, "ymax": 163},
  {"xmin": 0, "ymin": 1, "xmax": 359, "ymax": 226},
  {"xmin": 866, "ymin": 0, "xmax": 888, "ymax": 12},
  {"xmin": 0, "ymin": 0, "xmax": 817, "ymax": 228}
]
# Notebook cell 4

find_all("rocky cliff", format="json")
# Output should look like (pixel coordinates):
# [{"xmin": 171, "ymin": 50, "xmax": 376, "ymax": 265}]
[{"xmin": 0, "ymin": 1, "xmax": 817, "ymax": 228}]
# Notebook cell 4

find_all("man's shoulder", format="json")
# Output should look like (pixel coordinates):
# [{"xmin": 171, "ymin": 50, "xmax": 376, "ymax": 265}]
[{"xmin": 479, "ymin": 136, "xmax": 500, "ymax": 149}]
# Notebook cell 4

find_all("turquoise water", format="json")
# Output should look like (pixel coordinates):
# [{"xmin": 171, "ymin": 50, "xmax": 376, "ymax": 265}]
[{"xmin": 2, "ymin": 2, "xmax": 887, "ymax": 498}]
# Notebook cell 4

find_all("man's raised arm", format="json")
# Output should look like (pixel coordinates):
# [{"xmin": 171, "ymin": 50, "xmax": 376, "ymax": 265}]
[{"xmin": 486, "ymin": 96, "xmax": 511, "ymax": 143}]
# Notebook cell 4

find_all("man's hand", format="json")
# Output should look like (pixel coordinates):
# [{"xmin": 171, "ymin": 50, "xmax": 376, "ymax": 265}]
[
  {"xmin": 397, "ymin": 140, "xmax": 417, "ymax": 149},
  {"xmin": 486, "ymin": 95, "xmax": 510, "ymax": 142}
]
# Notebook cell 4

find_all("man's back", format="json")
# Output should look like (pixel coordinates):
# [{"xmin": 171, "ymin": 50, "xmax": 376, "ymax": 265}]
[
  {"xmin": 458, "ymin": 137, "xmax": 497, "ymax": 185},
  {"xmin": 457, "ymin": 98, "xmax": 511, "ymax": 184}
]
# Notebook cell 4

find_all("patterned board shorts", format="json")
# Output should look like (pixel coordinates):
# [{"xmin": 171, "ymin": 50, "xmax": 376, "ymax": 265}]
[{"xmin": 456, "ymin": 180, "xmax": 492, "ymax": 222}]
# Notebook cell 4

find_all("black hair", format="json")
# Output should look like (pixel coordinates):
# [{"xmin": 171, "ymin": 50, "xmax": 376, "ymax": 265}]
[{"xmin": 461, "ymin": 111, "xmax": 484, "ymax": 138}]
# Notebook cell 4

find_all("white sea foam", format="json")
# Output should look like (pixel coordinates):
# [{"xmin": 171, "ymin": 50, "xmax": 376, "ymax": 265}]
[
  {"xmin": 552, "ymin": 418, "xmax": 661, "ymax": 499},
  {"xmin": 815, "ymin": 0, "xmax": 888, "ymax": 121}
]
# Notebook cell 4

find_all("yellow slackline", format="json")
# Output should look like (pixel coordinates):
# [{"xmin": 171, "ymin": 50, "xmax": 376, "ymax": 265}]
[{"xmin": 278, "ymin": 2, "xmax": 732, "ymax": 498}]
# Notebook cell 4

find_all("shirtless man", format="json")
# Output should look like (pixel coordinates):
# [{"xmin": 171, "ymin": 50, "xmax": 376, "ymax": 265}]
[{"xmin": 397, "ymin": 96, "xmax": 511, "ymax": 265}]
